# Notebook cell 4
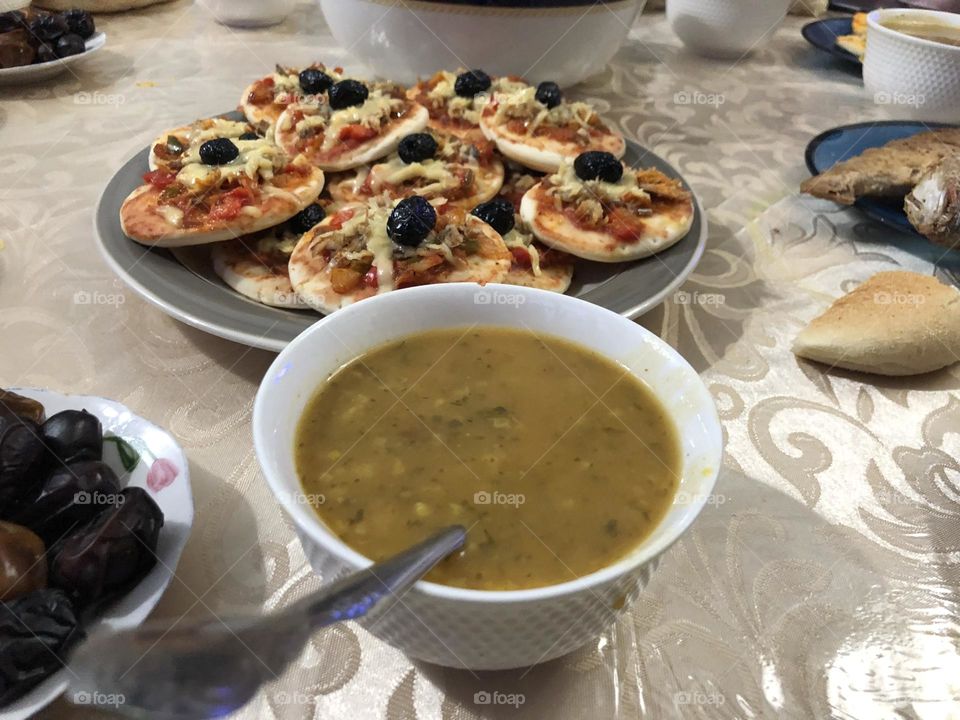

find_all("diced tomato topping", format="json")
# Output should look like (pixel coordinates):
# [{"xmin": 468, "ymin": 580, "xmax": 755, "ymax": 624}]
[
  {"xmin": 606, "ymin": 207, "xmax": 644, "ymax": 244},
  {"xmin": 510, "ymin": 247, "xmax": 532, "ymax": 267},
  {"xmin": 363, "ymin": 266, "xmax": 379, "ymax": 288},
  {"xmin": 208, "ymin": 187, "xmax": 255, "ymax": 222},
  {"xmin": 326, "ymin": 208, "xmax": 356, "ymax": 231},
  {"xmin": 248, "ymin": 77, "xmax": 275, "ymax": 105},
  {"xmin": 339, "ymin": 125, "xmax": 378, "ymax": 143},
  {"xmin": 281, "ymin": 162, "xmax": 309, "ymax": 176},
  {"xmin": 143, "ymin": 169, "xmax": 177, "ymax": 189}
]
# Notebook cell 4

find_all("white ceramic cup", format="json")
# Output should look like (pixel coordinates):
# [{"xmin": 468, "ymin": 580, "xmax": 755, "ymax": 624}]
[
  {"xmin": 254, "ymin": 283, "xmax": 723, "ymax": 670},
  {"xmin": 666, "ymin": 0, "xmax": 791, "ymax": 59},
  {"xmin": 864, "ymin": 9, "xmax": 960, "ymax": 122},
  {"xmin": 207, "ymin": 0, "xmax": 295, "ymax": 28}
]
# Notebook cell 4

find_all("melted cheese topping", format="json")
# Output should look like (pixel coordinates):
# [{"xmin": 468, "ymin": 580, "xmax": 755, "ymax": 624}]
[
  {"xmin": 175, "ymin": 138, "xmax": 286, "ymax": 192},
  {"xmin": 546, "ymin": 161, "xmax": 650, "ymax": 206},
  {"xmin": 188, "ymin": 119, "xmax": 251, "ymax": 144},
  {"xmin": 492, "ymin": 86, "xmax": 595, "ymax": 135},
  {"xmin": 427, "ymin": 72, "xmax": 527, "ymax": 125},
  {"xmin": 288, "ymin": 90, "xmax": 402, "ymax": 151},
  {"xmin": 368, "ymin": 156, "xmax": 459, "ymax": 196},
  {"xmin": 157, "ymin": 205, "xmax": 184, "ymax": 228},
  {"xmin": 503, "ymin": 226, "xmax": 541, "ymax": 276}
]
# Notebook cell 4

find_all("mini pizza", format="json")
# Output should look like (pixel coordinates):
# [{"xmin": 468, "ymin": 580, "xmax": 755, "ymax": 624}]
[
  {"xmin": 241, "ymin": 63, "xmax": 343, "ymax": 129},
  {"xmin": 519, "ymin": 151, "xmax": 694, "ymax": 262},
  {"xmin": 210, "ymin": 201, "xmax": 329, "ymax": 308},
  {"xmin": 480, "ymin": 83, "xmax": 625, "ymax": 173},
  {"xmin": 120, "ymin": 136, "xmax": 325, "ymax": 247},
  {"xmin": 470, "ymin": 197, "xmax": 574, "ymax": 293},
  {"xmin": 275, "ymin": 79, "xmax": 429, "ymax": 172},
  {"xmin": 326, "ymin": 131, "xmax": 503, "ymax": 212},
  {"xmin": 149, "ymin": 117, "xmax": 257, "ymax": 172},
  {"xmin": 407, "ymin": 69, "xmax": 527, "ymax": 143},
  {"xmin": 289, "ymin": 196, "xmax": 511, "ymax": 314}
]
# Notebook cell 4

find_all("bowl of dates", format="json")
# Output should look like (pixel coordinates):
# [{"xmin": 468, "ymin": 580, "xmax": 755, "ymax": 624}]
[{"xmin": 0, "ymin": 388, "xmax": 192, "ymax": 719}]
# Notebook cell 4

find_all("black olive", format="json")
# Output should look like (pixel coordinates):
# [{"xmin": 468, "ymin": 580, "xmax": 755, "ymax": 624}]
[
  {"xmin": 55, "ymin": 33, "xmax": 85, "ymax": 59},
  {"xmin": 0, "ymin": 11, "xmax": 25, "ymax": 34},
  {"xmin": 454, "ymin": 69, "xmax": 491, "ymax": 98},
  {"xmin": 199, "ymin": 138, "xmax": 240, "ymax": 166},
  {"xmin": 574, "ymin": 151, "xmax": 624, "ymax": 183},
  {"xmin": 35, "ymin": 44, "xmax": 58, "ymax": 64},
  {"xmin": 535, "ymin": 81, "xmax": 562, "ymax": 109},
  {"xmin": 40, "ymin": 410, "xmax": 102, "ymax": 465},
  {"xmin": 0, "ymin": 588, "xmax": 80, "ymax": 705},
  {"xmin": 471, "ymin": 198, "xmax": 515, "ymax": 236},
  {"xmin": 387, "ymin": 197, "xmax": 436, "ymax": 247},
  {"xmin": 28, "ymin": 13, "xmax": 68, "ymax": 43},
  {"xmin": 328, "ymin": 79, "xmax": 369, "ymax": 110},
  {"xmin": 289, "ymin": 203, "xmax": 326, "ymax": 235},
  {"xmin": 397, "ymin": 133, "xmax": 438, "ymax": 164},
  {"xmin": 13, "ymin": 460, "xmax": 121, "ymax": 548},
  {"xmin": 62, "ymin": 9, "xmax": 94, "ymax": 39},
  {"xmin": 238, "ymin": 132, "xmax": 259, "ymax": 141},
  {"xmin": 299, "ymin": 67, "xmax": 333, "ymax": 96}
]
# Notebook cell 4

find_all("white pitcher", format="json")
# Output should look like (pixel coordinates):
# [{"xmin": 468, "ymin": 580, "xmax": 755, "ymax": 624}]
[
  {"xmin": 667, "ymin": 0, "xmax": 792, "ymax": 58},
  {"xmin": 207, "ymin": 0, "xmax": 296, "ymax": 28}
]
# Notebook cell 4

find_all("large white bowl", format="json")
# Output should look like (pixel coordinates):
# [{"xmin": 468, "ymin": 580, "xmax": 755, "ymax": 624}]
[
  {"xmin": 253, "ymin": 283, "xmax": 722, "ymax": 670},
  {"xmin": 864, "ymin": 9, "xmax": 960, "ymax": 123},
  {"xmin": 318, "ymin": 0, "xmax": 645, "ymax": 87}
]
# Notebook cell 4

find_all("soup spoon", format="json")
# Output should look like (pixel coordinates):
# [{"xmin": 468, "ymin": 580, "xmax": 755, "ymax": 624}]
[{"xmin": 64, "ymin": 525, "xmax": 466, "ymax": 719}]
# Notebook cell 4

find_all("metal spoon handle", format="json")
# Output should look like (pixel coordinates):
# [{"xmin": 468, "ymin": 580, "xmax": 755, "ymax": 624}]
[
  {"xmin": 66, "ymin": 525, "xmax": 466, "ymax": 720},
  {"xmin": 295, "ymin": 524, "xmax": 466, "ymax": 626}
]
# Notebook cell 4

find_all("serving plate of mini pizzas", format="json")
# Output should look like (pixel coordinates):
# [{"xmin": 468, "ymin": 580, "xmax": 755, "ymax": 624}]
[{"xmin": 95, "ymin": 68, "xmax": 706, "ymax": 352}]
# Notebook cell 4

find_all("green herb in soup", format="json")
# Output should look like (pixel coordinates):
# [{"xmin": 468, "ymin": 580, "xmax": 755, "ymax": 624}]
[{"xmin": 295, "ymin": 327, "xmax": 681, "ymax": 590}]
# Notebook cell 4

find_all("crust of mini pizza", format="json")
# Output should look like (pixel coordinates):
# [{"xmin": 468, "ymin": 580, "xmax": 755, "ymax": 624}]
[
  {"xmin": 210, "ymin": 234, "xmax": 310, "ymax": 309},
  {"xmin": 288, "ymin": 212, "xmax": 510, "ymax": 314},
  {"xmin": 479, "ymin": 113, "xmax": 625, "ymax": 173},
  {"xmin": 119, "ymin": 167, "xmax": 324, "ymax": 247},
  {"xmin": 518, "ymin": 182, "xmax": 692, "ymax": 262},
  {"xmin": 326, "ymin": 157, "xmax": 505, "ymax": 211},
  {"xmin": 275, "ymin": 104, "xmax": 430, "ymax": 172}
]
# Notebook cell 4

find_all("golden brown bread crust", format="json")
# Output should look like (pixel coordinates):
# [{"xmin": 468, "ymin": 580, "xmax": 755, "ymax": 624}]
[
  {"xmin": 801, "ymin": 129, "xmax": 960, "ymax": 205},
  {"xmin": 792, "ymin": 271, "xmax": 960, "ymax": 376}
]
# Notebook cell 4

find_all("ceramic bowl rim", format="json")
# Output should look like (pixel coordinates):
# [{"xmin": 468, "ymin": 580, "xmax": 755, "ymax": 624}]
[{"xmin": 867, "ymin": 8, "xmax": 960, "ymax": 53}]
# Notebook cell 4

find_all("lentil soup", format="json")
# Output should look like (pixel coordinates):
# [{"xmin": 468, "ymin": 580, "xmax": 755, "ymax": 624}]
[{"xmin": 295, "ymin": 326, "xmax": 681, "ymax": 590}]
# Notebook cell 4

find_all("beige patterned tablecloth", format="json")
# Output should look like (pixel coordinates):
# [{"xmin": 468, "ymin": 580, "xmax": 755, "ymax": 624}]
[{"xmin": 3, "ymin": 2, "xmax": 959, "ymax": 719}]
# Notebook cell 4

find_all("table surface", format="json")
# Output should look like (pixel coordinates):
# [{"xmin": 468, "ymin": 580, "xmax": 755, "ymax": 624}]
[{"xmin": 3, "ymin": 3, "xmax": 959, "ymax": 719}]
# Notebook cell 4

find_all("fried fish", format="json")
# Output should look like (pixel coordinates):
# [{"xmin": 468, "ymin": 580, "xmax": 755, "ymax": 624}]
[
  {"xmin": 905, "ymin": 156, "xmax": 960, "ymax": 249},
  {"xmin": 801, "ymin": 128, "xmax": 960, "ymax": 205}
]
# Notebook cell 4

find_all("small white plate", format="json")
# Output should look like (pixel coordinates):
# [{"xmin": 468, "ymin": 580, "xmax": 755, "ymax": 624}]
[
  {"xmin": 0, "ymin": 31, "xmax": 106, "ymax": 86},
  {"xmin": 0, "ymin": 388, "xmax": 194, "ymax": 720}
]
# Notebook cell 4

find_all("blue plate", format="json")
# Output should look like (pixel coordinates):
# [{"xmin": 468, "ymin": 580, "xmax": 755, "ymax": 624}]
[
  {"xmin": 801, "ymin": 17, "xmax": 862, "ymax": 68},
  {"xmin": 805, "ymin": 121, "xmax": 955, "ymax": 238}
]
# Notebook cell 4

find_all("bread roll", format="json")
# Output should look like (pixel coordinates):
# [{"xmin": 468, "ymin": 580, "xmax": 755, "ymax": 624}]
[{"xmin": 793, "ymin": 271, "xmax": 960, "ymax": 376}]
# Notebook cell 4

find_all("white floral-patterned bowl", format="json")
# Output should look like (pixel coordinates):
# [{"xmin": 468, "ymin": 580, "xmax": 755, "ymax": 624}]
[
  {"xmin": 0, "ymin": 389, "xmax": 193, "ymax": 720},
  {"xmin": 318, "ymin": 0, "xmax": 646, "ymax": 87},
  {"xmin": 254, "ymin": 283, "xmax": 723, "ymax": 670}
]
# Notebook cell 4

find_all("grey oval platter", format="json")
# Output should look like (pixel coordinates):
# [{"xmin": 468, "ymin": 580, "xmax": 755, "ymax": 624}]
[{"xmin": 95, "ymin": 121, "xmax": 707, "ymax": 352}]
